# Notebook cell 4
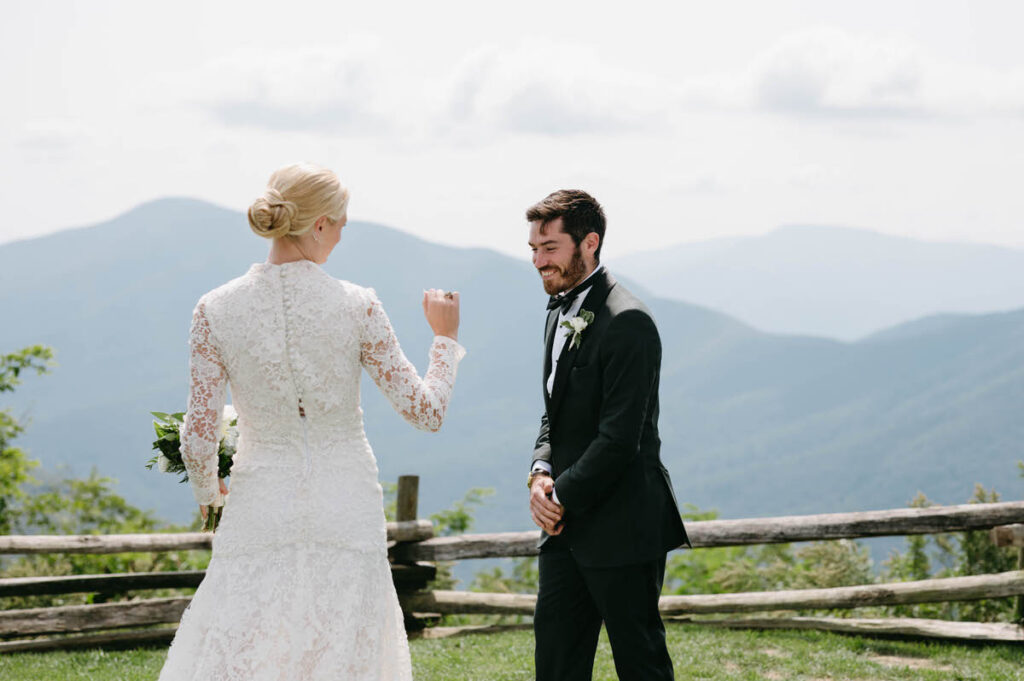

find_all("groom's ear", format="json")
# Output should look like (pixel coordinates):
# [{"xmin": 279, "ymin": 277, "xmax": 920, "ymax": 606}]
[{"xmin": 582, "ymin": 232, "xmax": 600, "ymax": 260}]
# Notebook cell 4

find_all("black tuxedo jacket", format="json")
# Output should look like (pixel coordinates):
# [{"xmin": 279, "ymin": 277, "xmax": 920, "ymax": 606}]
[{"xmin": 534, "ymin": 268, "xmax": 689, "ymax": 568}]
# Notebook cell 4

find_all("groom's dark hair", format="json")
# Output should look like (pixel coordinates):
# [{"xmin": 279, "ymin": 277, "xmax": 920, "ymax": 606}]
[{"xmin": 526, "ymin": 190, "xmax": 606, "ymax": 263}]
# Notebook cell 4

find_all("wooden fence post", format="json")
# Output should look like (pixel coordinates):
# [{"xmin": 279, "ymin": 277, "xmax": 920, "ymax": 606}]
[
  {"xmin": 396, "ymin": 476, "xmax": 419, "ymax": 522},
  {"xmin": 1017, "ymin": 547, "xmax": 1024, "ymax": 624},
  {"xmin": 392, "ymin": 475, "xmax": 438, "ymax": 632},
  {"xmin": 988, "ymin": 524, "xmax": 1024, "ymax": 623}
]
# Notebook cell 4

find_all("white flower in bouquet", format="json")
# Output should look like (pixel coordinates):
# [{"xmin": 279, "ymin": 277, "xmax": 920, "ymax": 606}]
[
  {"xmin": 221, "ymin": 404, "xmax": 239, "ymax": 452},
  {"xmin": 221, "ymin": 404, "xmax": 238, "ymax": 438},
  {"xmin": 157, "ymin": 453, "xmax": 173, "ymax": 473}
]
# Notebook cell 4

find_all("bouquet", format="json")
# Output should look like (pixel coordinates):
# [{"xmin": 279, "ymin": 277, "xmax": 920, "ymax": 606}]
[{"xmin": 147, "ymin": 405, "xmax": 238, "ymax": 531}]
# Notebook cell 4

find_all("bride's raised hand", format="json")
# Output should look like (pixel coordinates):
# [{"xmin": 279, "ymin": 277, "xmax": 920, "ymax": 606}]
[{"xmin": 422, "ymin": 288, "xmax": 460, "ymax": 341}]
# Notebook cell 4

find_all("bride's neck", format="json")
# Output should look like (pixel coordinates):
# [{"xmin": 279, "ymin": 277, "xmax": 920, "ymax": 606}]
[{"xmin": 267, "ymin": 237, "xmax": 312, "ymax": 265}]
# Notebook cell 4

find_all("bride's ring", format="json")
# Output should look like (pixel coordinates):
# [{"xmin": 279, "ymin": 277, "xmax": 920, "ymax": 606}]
[{"xmin": 444, "ymin": 291, "xmax": 455, "ymax": 299}]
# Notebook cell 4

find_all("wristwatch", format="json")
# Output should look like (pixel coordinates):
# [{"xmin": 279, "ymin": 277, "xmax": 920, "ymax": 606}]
[{"xmin": 527, "ymin": 469, "xmax": 551, "ymax": 490}]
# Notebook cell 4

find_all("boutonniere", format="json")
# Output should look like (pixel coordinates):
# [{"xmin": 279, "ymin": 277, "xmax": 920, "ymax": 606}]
[{"xmin": 560, "ymin": 309, "xmax": 595, "ymax": 350}]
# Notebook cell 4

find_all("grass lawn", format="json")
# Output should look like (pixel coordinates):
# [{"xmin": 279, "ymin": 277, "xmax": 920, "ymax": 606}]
[{"xmin": 1, "ymin": 623, "xmax": 1022, "ymax": 680}]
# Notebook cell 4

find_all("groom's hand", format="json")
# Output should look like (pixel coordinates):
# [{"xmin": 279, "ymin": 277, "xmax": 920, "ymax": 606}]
[{"xmin": 530, "ymin": 475, "xmax": 564, "ymax": 535}]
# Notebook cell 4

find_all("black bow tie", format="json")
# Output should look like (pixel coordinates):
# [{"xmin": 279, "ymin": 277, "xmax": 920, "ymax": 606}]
[{"xmin": 546, "ymin": 278, "xmax": 592, "ymax": 314}]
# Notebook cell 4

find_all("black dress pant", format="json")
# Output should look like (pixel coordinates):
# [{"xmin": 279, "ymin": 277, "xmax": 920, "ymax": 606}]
[{"xmin": 534, "ymin": 547, "xmax": 674, "ymax": 681}]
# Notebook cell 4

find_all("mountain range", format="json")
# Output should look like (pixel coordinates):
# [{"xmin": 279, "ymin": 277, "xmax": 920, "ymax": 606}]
[
  {"xmin": 2, "ymin": 199, "xmax": 1022, "ymax": 540},
  {"xmin": 615, "ymin": 226, "xmax": 1024, "ymax": 340}
]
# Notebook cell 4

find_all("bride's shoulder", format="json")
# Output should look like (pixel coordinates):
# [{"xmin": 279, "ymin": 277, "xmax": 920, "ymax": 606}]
[
  {"xmin": 329, "ymin": 277, "xmax": 378, "ymax": 304},
  {"xmin": 194, "ymin": 267, "xmax": 261, "ymax": 312},
  {"xmin": 325, "ymin": 278, "xmax": 389, "ymax": 324}
]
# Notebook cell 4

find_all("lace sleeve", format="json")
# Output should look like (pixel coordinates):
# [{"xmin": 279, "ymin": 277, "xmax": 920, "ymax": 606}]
[
  {"xmin": 181, "ymin": 302, "xmax": 227, "ymax": 507},
  {"xmin": 360, "ymin": 289, "xmax": 466, "ymax": 432}
]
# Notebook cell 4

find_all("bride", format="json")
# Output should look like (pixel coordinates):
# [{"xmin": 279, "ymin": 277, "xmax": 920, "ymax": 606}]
[{"xmin": 158, "ymin": 163, "xmax": 464, "ymax": 680}]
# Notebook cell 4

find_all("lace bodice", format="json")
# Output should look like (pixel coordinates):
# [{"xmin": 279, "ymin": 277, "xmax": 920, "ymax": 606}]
[{"xmin": 179, "ymin": 260, "xmax": 466, "ymax": 507}]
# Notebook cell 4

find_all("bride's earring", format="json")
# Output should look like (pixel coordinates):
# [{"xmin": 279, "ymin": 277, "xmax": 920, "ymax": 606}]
[{"xmin": 312, "ymin": 230, "xmax": 321, "ymax": 243}]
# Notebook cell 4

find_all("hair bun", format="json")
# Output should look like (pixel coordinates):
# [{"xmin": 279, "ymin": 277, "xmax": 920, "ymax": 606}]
[
  {"xmin": 247, "ymin": 163, "xmax": 350, "ymax": 241},
  {"xmin": 248, "ymin": 189, "xmax": 299, "ymax": 239}
]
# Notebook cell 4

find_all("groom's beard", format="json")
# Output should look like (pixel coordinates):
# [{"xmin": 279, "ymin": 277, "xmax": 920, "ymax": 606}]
[{"xmin": 541, "ymin": 246, "xmax": 587, "ymax": 296}]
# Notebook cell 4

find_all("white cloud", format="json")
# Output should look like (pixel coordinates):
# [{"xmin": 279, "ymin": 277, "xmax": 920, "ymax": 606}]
[
  {"xmin": 172, "ymin": 31, "xmax": 1022, "ymax": 141},
  {"xmin": 436, "ymin": 43, "xmax": 672, "ymax": 139},
  {"xmin": 17, "ymin": 119, "xmax": 95, "ymax": 155},
  {"xmin": 682, "ymin": 27, "xmax": 1024, "ymax": 121},
  {"xmin": 176, "ymin": 39, "xmax": 398, "ymax": 134},
  {"xmin": 751, "ymin": 28, "xmax": 926, "ymax": 117},
  {"xmin": 162, "ymin": 39, "xmax": 676, "ymax": 141}
]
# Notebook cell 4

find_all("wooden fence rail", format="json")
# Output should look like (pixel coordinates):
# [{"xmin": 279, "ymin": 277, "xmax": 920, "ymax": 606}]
[
  {"xmin": 0, "ymin": 629, "xmax": 178, "ymax": 654},
  {"xmin": 0, "ymin": 571, "xmax": 206, "ymax": 598},
  {"xmin": 693, "ymin": 616, "xmax": 1024, "ymax": 644},
  {"xmin": 659, "ymin": 570, "xmax": 1024, "ymax": 615},
  {"xmin": 0, "ymin": 564, "xmax": 436, "ymax": 598},
  {"xmin": 390, "ymin": 501, "xmax": 1024, "ymax": 562},
  {"xmin": 0, "ymin": 597, "xmax": 190, "ymax": 637},
  {"xmin": 398, "ymin": 570, "xmax": 1024, "ymax": 617},
  {"xmin": 0, "ymin": 520, "xmax": 434, "ymax": 555},
  {"xmin": 3, "ymin": 504, "xmax": 1020, "ymax": 561}
]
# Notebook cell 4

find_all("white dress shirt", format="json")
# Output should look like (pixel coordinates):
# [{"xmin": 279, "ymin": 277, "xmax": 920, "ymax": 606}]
[{"xmin": 532, "ymin": 266, "xmax": 605, "ymax": 501}]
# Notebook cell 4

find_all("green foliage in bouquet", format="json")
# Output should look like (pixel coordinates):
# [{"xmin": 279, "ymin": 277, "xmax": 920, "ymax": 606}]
[
  {"xmin": 147, "ymin": 410, "xmax": 237, "ymax": 532},
  {"xmin": 146, "ymin": 411, "xmax": 236, "ymax": 481}
]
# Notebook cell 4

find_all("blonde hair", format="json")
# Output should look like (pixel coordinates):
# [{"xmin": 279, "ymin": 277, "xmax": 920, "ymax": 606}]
[{"xmin": 247, "ymin": 163, "xmax": 350, "ymax": 239}]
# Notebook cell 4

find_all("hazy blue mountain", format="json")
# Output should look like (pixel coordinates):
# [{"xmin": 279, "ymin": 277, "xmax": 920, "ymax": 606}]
[
  {"xmin": 0, "ymin": 198, "xmax": 552, "ymax": 532},
  {"xmin": 2, "ymin": 200, "xmax": 1022, "ymax": 542},
  {"xmin": 614, "ymin": 226, "xmax": 1024, "ymax": 341}
]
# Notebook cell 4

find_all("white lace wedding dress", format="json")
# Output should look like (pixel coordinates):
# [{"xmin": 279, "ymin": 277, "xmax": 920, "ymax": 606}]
[{"xmin": 158, "ymin": 260, "xmax": 465, "ymax": 681}]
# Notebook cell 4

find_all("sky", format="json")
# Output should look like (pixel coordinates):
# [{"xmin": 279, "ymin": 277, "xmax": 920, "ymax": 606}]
[{"xmin": 2, "ymin": 0, "xmax": 1022, "ymax": 262}]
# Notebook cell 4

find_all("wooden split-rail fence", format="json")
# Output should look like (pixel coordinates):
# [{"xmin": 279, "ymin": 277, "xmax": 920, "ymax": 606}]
[{"xmin": 1, "ymin": 475, "xmax": 1023, "ymax": 653}]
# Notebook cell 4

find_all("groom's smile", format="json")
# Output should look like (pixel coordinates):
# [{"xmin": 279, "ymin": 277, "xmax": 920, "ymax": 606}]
[{"xmin": 529, "ymin": 217, "xmax": 589, "ymax": 296}]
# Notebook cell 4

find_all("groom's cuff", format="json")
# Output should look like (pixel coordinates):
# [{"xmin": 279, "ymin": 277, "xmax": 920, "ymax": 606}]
[{"xmin": 531, "ymin": 460, "xmax": 561, "ymax": 505}]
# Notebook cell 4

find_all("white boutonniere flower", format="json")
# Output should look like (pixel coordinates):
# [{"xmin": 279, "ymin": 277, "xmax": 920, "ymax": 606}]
[{"xmin": 560, "ymin": 309, "xmax": 595, "ymax": 350}]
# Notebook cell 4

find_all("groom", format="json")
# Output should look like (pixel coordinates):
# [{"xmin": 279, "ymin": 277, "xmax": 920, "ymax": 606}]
[{"xmin": 526, "ymin": 190, "xmax": 689, "ymax": 681}]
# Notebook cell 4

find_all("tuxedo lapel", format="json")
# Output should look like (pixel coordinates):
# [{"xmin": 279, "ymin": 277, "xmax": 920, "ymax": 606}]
[
  {"xmin": 548, "ymin": 328, "xmax": 576, "ymax": 420},
  {"xmin": 548, "ymin": 269, "xmax": 617, "ymax": 421}
]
